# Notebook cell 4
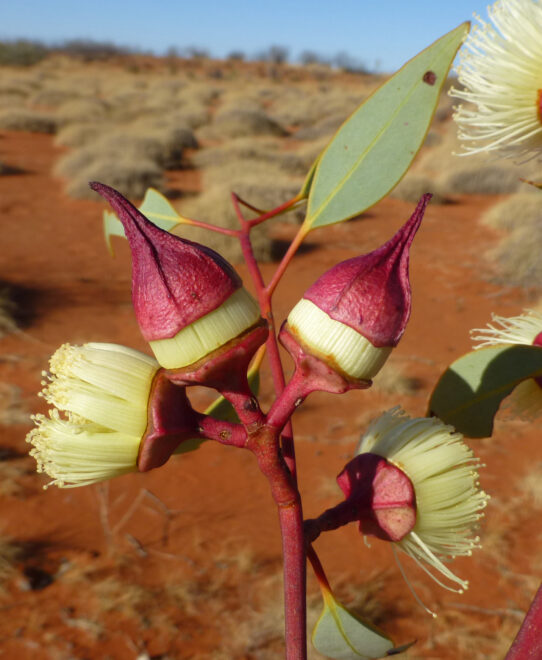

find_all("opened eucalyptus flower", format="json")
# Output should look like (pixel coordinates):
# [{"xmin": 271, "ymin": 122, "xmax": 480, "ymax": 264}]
[
  {"xmin": 450, "ymin": 0, "xmax": 542, "ymax": 158},
  {"xmin": 351, "ymin": 407, "xmax": 489, "ymax": 595},
  {"xmin": 472, "ymin": 309, "xmax": 542, "ymax": 418},
  {"xmin": 27, "ymin": 342, "xmax": 199, "ymax": 486}
]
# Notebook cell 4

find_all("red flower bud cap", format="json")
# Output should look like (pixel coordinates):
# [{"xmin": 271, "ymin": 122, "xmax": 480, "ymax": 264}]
[
  {"xmin": 304, "ymin": 194, "xmax": 430, "ymax": 348},
  {"xmin": 286, "ymin": 196, "xmax": 429, "ymax": 381},
  {"xmin": 90, "ymin": 182, "xmax": 242, "ymax": 342}
]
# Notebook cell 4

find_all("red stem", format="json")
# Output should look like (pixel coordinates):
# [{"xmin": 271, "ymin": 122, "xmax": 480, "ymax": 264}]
[
  {"xmin": 195, "ymin": 413, "xmax": 247, "ymax": 448},
  {"xmin": 231, "ymin": 192, "xmax": 307, "ymax": 659},
  {"xmin": 306, "ymin": 544, "xmax": 332, "ymax": 593},
  {"xmin": 506, "ymin": 583, "xmax": 542, "ymax": 660},
  {"xmin": 266, "ymin": 224, "xmax": 307, "ymax": 297},
  {"xmin": 247, "ymin": 195, "xmax": 301, "ymax": 228},
  {"xmin": 186, "ymin": 218, "xmax": 238, "ymax": 237},
  {"xmin": 245, "ymin": 426, "xmax": 306, "ymax": 660}
]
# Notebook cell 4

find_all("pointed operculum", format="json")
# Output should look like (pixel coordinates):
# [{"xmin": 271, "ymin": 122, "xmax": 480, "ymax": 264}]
[
  {"xmin": 337, "ymin": 453, "xmax": 416, "ymax": 542},
  {"xmin": 90, "ymin": 182, "xmax": 242, "ymax": 342},
  {"xmin": 304, "ymin": 194, "xmax": 430, "ymax": 348}
]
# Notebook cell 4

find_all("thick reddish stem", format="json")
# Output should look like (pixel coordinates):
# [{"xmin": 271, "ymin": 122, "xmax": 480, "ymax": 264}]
[
  {"xmin": 246, "ymin": 426, "xmax": 306, "ymax": 660},
  {"xmin": 231, "ymin": 193, "xmax": 298, "ymax": 478},
  {"xmin": 232, "ymin": 192, "xmax": 307, "ymax": 659},
  {"xmin": 506, "ymin": 583, "xmax": 542, "ymax": 660}
]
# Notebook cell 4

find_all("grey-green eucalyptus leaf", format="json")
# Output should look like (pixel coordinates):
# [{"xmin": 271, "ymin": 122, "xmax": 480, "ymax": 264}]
[
  {"xmin": 303, "ymin": 22, "xmax": 469, "ymax": 231},
  {"xmin": 428, "ymin": 345, "xmax": 542, "ymax": 438}
]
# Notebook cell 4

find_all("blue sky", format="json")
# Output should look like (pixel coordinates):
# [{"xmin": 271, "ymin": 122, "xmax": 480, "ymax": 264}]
[{"xmin": 3, "ymin": 1, "xmax": 491, "ymax": 71}]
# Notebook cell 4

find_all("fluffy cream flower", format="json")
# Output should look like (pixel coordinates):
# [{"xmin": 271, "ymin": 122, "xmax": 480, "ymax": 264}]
[
  {"xmin": 472, "ymin": 310, "xmax": 542, "ymax": 418},
  {"xmin": 27, "ymin": 343, "xmax": 159, "ymax": 488},
  {"xmin": 450, "ymin": 0, "xmax": 542, "ymax": 158},
  {"xmin": 356, "ymin": 407, "xmax": 488, "ymax": 594}
]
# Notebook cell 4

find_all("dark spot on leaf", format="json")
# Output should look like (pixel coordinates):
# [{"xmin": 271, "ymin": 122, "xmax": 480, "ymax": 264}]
[{"xmin": 423, "ymin": 71, "xmax": 437, "ymax": 85}]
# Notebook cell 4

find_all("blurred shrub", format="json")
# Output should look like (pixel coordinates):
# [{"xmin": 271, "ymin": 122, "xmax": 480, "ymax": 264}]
[
  {"xmin": 58, "ymin": 39, "xmax": 133, "ymax": 61},
  {"xmin": 179, "ymin": 159, "xmax": 305, "ymax": 262},
  {"xmin": 489, "ymin": 222, "xmax": 542, "ymax": 288},
  {"xmin": 0, "ymin": 39, "xmax": 48, "ymax": 66},
  {"xmin": 201, "ymin": 108, "xmax": 287, "ymax": 140},
  {"xmin": 481, "ymin": 193, "xmax": 542, "ymax": 231},
  {"xmin": 295, "ymin": 114, "xmax": 345, "ymax": 140},
  {"xmin": 54, "ymin": 122, "xmax": 106, "ymax": 148},
  {"xmin": 193, "ymin": 137, "xmax": 309, "ymax": 176},
  {"xmin": 390, "ymin": 173, "xmax": 447, "ymax": 204},
  {"xmin": 65, "ymin": 156, "xmax": 164, "ymax": 200},
  {"xmin": 438, "ymin": 163, "xmax": 523, "ymax": 195},
  {"xmin": 56, "ymin": 98, "xmax": 109, "ymax": 126},
  {"xmin": 0, "ymin": 286, "xmax": 18, "ymax": 338},
  {"xmin": 0, "ymin": 109, "xmax": 57, "ymax": 133}
]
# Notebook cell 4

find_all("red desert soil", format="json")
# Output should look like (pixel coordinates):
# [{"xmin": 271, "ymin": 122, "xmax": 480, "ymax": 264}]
[{"xmin": 0, "ymin": 130, "xmax": 540, "ymax": 659}]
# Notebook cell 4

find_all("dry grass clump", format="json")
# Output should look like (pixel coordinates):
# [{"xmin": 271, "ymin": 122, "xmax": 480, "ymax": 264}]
[
  {"xmin": 427, "ymin": 607, "xmax": 522, "ymax": 659},
  {"xmin": 480, "ymin": 190, "xmax": 542, "ymax": 287},
  {"xmin": 0, "ymin": 286, "xmax": 18, "ymax": 337},
  {"xmin": 201, "ymin": 108, "xmax": 287, "ymax": 140},
  {"xmin": 438, "ymin": 163, "xmax": 524, "ymax": 195},
  {"xmin": 0, "ymin": 108, "xmax": 57, "ymax": 133},
  {"xmin": 0, "ymin": 383, "xmax": 29, "ymax": 425},
  {"xmin": 371, "ymin": 361, "xmax": 424, "ymax": 396},
  {"xmin": 193, "ymin": 137, "xmax": 310, "ymax": 176},
  {"xmin": 481, "ymin": 193, "xmax": 542, "ymax": 232},
  {"xmin": 179, "ymin": 157, "xmax": 306, "ymax": 262},
  {"xmin": 390, "ymin": 173, "xmax": 447, "ymax": 204},
  {"xmin": 269, "ymin": 87, "xmax": 363, "ymax": 129},
  {"xmin": 0, "ymin": 535, "xmax": 21, "ymax": 588},
  {"xmin": 55, "ymin": 97, "xmax": 109, "ymax": 126},
  {"xmin": 0, "ymin": 77, "xmax": 37, "ymax": 99},
  {"xmin": 55, "ymin": 121, "xmax": 199, "ymax": 198},
  {"xmin": 179, "ymin": 183, "xmax": 303, "ymax": 263},
  {"xmin": 54, "ymin": 122, "xmax": 106, "ymax": 148},
  {"xmin": 415, "ymin": 120, "xmax": 541, "ymax": 196},
  {"xmin": 65, "ymin": 156, "xmax": 164, "ymax": 200},
  {"xmin": 488, "ymin": 222, "xmax": 542, "ymax": 288},
  {"xmin": 27, "ymin": 87, "xmax": 81, "ymax": 107},
  {"xmin": 294, "ymin": 113, "xmax": 346, "ymax": 141}
]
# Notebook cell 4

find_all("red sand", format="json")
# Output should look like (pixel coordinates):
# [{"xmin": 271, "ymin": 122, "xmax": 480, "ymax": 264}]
[{"xmin": 0, "ymin": 129, "xmax": 539, "ymax": 659}]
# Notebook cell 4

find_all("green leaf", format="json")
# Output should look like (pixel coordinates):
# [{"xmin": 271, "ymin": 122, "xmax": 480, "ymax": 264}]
[
  {"xmin": 303, "ymin": 22, "xmax": 469, "ymax": 231},
  {"xmin": 428, "ymin": 345, "xmax": 542, "ymax": 438},
  {"xmin": 103, "ymin": 188, "xmax": 190, "ymax": 255},
  {"xmin": 103, "ymin": 210, "xmax": 124, "ymax": 256},
  {"xmin": 312, "ymin": 593, "xmax": 411, "ymax": 659},
  {"xmin": 138, "ymin": 187, "xmax": 183, "ymax": 226},
  {"xmin": 298, "ymin": 153, "xmax": 322, "ymax": 199}
]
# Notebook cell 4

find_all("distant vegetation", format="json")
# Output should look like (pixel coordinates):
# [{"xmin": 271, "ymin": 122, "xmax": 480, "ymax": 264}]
[{"xmin": 0, "ymin": 37, "xmax": 372, "ymax": 72}]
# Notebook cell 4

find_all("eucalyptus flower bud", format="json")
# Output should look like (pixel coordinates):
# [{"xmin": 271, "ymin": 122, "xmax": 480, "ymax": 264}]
[
  {"xmin": 90, "ymin": 182, "xmax": 262, "ymax": 370},
  {"xmin": 284, "ymin": 195, "xmax": 430, "ymax": 383}
]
